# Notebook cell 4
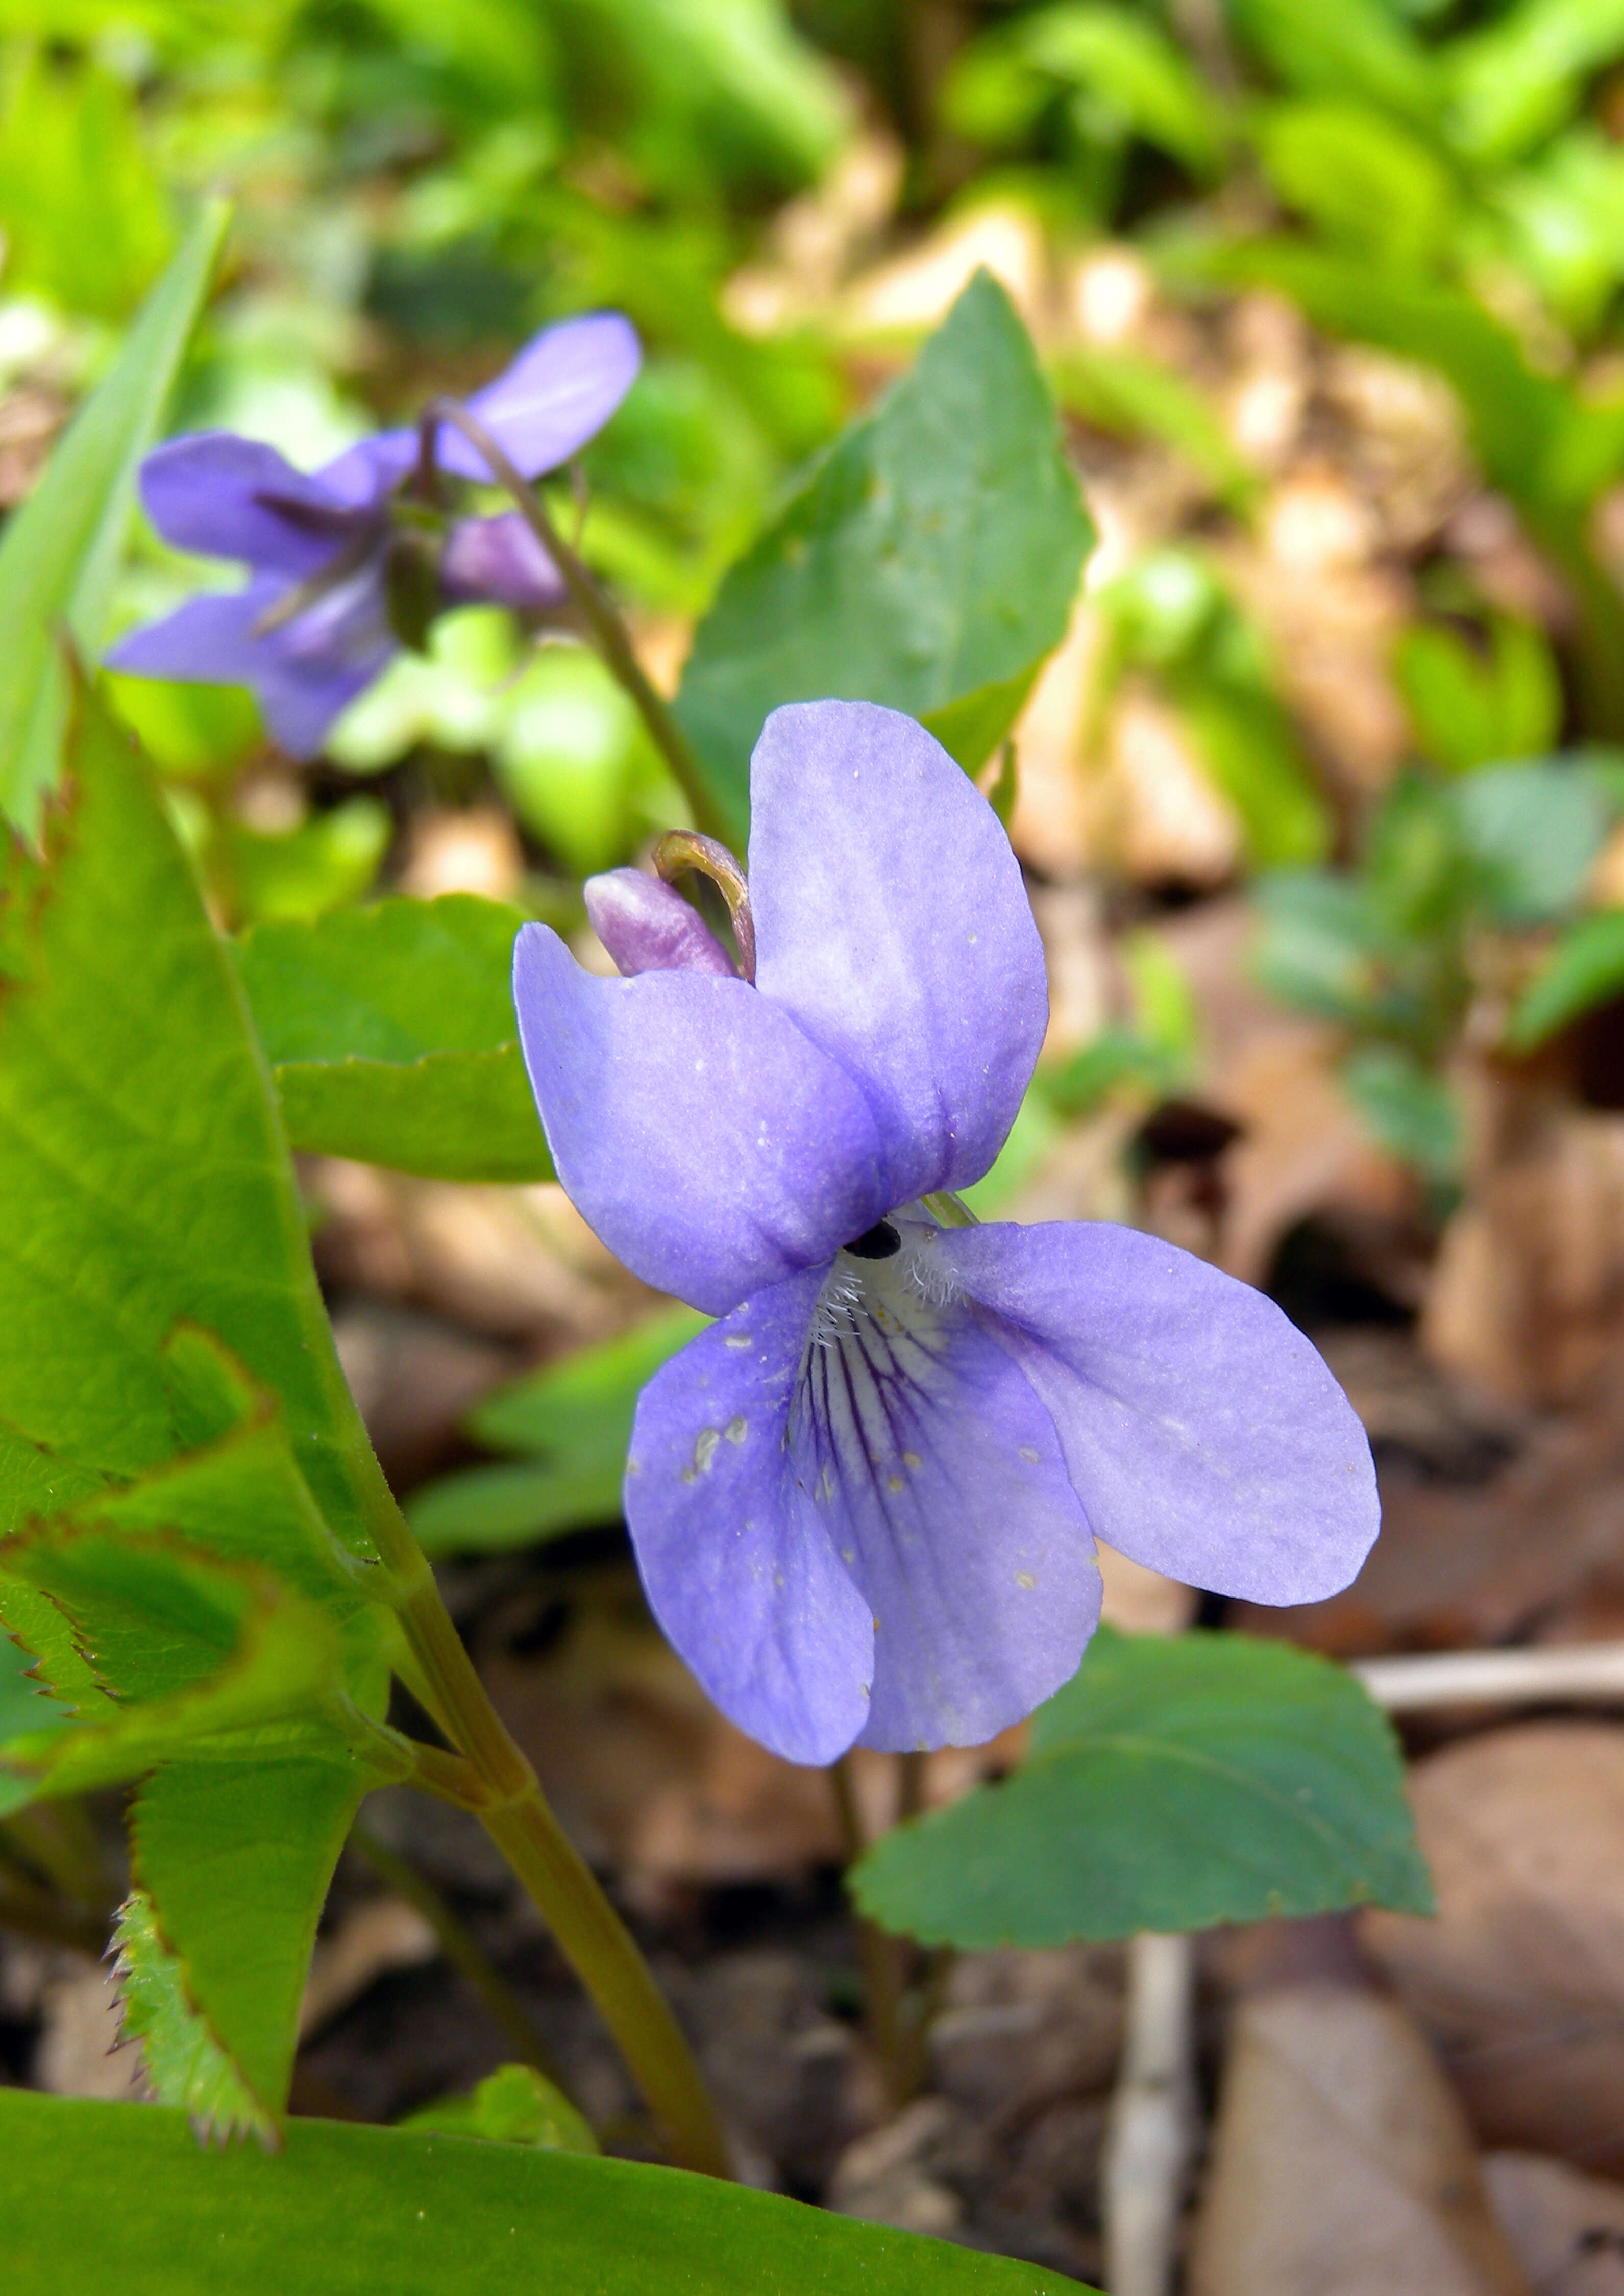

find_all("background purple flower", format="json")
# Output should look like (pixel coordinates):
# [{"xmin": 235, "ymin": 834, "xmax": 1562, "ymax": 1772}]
[
  {"xmin": 107, "ymin": 312, "xmax": 640, "ymax": 757},
  {"xmin": 513, "ymin": 700, "xmax": 1380, "ymax": 1766}
]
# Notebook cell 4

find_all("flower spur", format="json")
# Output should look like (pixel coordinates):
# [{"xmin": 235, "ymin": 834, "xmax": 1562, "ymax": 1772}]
[{"xmin": 514, "ymin": 700, "xmax": 1379, "ymax": 1765}]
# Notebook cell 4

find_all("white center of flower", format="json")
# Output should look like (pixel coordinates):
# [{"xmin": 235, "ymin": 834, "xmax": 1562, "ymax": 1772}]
[{"xmin": 808, "ymin": 1205, "xmax": 959, "ymax": 1355}]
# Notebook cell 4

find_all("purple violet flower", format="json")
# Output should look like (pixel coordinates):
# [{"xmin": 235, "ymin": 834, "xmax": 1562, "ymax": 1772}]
[
  {"xmin": 514, "ymin": 701, "xmax": 1379, "ymax": 1765},
  {"xmin": 107, "ymin": 313, "xmax": 641, "ymax": 758}
]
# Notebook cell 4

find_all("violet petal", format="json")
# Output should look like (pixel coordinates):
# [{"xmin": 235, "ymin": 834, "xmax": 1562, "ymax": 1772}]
[
  {"xmin": 139, "ymin": 433, "xmax": 357, "ymax": 578},
  {"xmin": 512, "ymin": 922, "xmax": 891, "ymax": 1314},
  {"xmin": 626, "ymin": 1272, "xmax": 874, "ymax": 1767},
  {"xmin": 584, "ymin": 870, "xmax": 736, "ymax": 978},
  {"xmin": 108, "ymin": 579, "xmax": 391, "ymax": 759},
  {"xmin": 454, "ymin": 312, "xmax": 641, "ymax": 480},
  {"xmin": 792, "ymin": 1239, "xmax": 1100, "ymax": 1751},
  {"xmin": 750, "ymin": 701, "xmax": 1048, "ymax": 1207},
  {"xmin": 934, "ymin": 1220, "xmax": 1381, "ymax": 1605},
  {"xmin": 440, "ymin": 512, "xmax": 566, "ymax": 612}
]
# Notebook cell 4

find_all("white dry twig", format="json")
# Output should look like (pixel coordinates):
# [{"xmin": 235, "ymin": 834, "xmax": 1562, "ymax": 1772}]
[
  {"xmin": 1098, "ymin": 1636, "xmax": 1624, "ymax": 2291},
  {"xmin": 1102, "ymin": 1930, "xmax": 1196, "ymax": 2296},
  {"xmin": 1354, "ymin": 1638, "xmax": 1624, "ymax": 1711}
]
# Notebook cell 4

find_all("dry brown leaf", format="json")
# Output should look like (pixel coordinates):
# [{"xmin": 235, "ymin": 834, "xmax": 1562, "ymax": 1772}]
[
  {"xmin": 481, "ymin": 1579, "xmax": 1021, "ymax": 1893},
  {"xmin": 310, "ymin": 1161, "xmax": 655, "ymax": 1342},
  {"xmin": 1188, "ymin": 1983, "xmax": 1533, "ymax": 2296},
  {"xmin": 840, "ymin": 203, "xmax": 1050, "ymax": 340},
  {"xmin": 397, "ymin": 806, "xmax": 525, "ymax": 903},
  {"xmin": 1423, "ymin": 1077, "xmax": 1624, "ymax": 1409},
  {"xmin": 1004, "ymin": 602, "xmax": 1106, "ymax": 882},
  {"xmin": 298, "ymin": 1896, "xmax": 438, "ymax": 2041},
  {"xmin": 1362, "ymin": 1725, "xmax": 1624, "ymax": 2173},
  {"xmin": 34, "ymin": 1963, "xmax": 146, "ymax": 2102},
  {"xmin": 332, "ymin": 1299, "xmax": 515, "ymax": 1488},
  {"xmin": 1484, "ymin": 2152, "xmax": 1624, "ymax": 2296}
]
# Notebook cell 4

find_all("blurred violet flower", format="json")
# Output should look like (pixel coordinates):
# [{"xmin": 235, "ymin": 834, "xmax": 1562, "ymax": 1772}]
[
  {"xmin": 107, "ymin": 313, "xmax": 640, "ymax": 758},
  {"xmin": 514, "ymin": 701, "xmax": 1379, "ymax": 1765}
]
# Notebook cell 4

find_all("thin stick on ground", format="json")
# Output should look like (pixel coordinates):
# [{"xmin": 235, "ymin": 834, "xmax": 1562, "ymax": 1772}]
[
  {"xmin": 1103, "ymin": 1931, "xmax": 1196, "ymax": 2296},
  {"xmin": 1354, "ymin": 1639, "xmax": 1624, "ymax": 1711}
]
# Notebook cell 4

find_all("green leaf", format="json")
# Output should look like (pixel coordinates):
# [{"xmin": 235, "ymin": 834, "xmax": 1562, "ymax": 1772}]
[
  {"xmin": 1049, "ymin": 345, "xmax": 1257, "ymax": 507},
  {"xmin": 111, "ymin": 1890, "xmax": 271, "ymax": 2143},
  {"xmin": 409, "ymin": 1306, "xmax": 706, "ymax": 1556},
  {"xmin": 0, "ymin": 1621, "xmax": 74, "ymax": 1742},
  {"xmin": 1396, "ymin": 618, "xmax": 1563, "ymax": 775},
  {"xmin": 674, "ymin": 272, "xmax": 1094, "ymax": 839},
  {"xmin": 0, "ymin": 1426, "xmax": 107, "ymax": 1537},
  {"xmin": 126, "ymin": 1755, "xmax": 373, "ymax": 2120},
  {"xmin": 0, "ymin": 201, "xmax": 227, "ymax": 833},
  {"xmin": 1253, "ymin": 100, "xmax": 1458, "ymax": 271},
  {"xmin": 0, "ymin": 685, "xmax": 383, "ymax": 1557},
  {"xmin": 1341, "ymin": 1044, "xmax": 1460, "ymax": 1183},
  {"xmin": 851, "ymin": 1628, "xmax": 1432, "ymax": 1949},
  {"xmin": 0, "ymin": 2090, "xmax": 1098, "ymax": 2295},
  {"xmin": 1253, "ymin": 870, "xmax": 1384, "ymax": 1025},
  {"xmin": 1225, "ymin": 0, "xmax": 1437, "ymax": 127},
  {"xmin": 0, "ymin": 1529, "xmax": 353, "ymax": 1813},
  {"xmin": 1446, "ymin": 0, "xmax": 1624, "ymax": 166},
  {"xmin": 1020, "ymin": 4, "xmax": 1225, "ymax": 174},
  {"xmin": 402, "ymin": 2062, "xmax": 599, "ymax": 2154},
  {"xmin": 237, "ymin": 894, "xmax": 552, "ymax": 1183},
  {"xmin": 1508, "ymin": 905, "xmax": 1624, "ymax": 1046},
  {"xmin": 1450, "ymin": 758, "xmax": 1609, "ymax": 926}
]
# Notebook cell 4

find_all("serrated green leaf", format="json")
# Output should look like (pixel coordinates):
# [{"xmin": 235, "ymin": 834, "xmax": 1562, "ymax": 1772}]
[
  {"xmin": 1508, "ymin": 905, "xmax": 1624, "ymax": 1046},
  {"xmin": 0, "ymin": 1425, "xmax": 107, "ymax": 1536},
  {"xmin": 0, "ymin": 2090, "xmax": 1097, "ymax": 2295},
  {"xmin": 236, "ymin": 894, "xmax": 552, "ymax": 1182},
  {"xmin": 0, "ymin": 1528, "xmax": 355, "ymax": 1814},
  {"xmin": 409, "ymin": 1306, "xmax": 706, "ymax": 1557},
  {"xmin": 852, "ymin": 1629, "xmax": 1432, "ymax": 1949},
  {"xmin": 0, "ymin": 1618, "xmax": 77, "ymax": 1740},
  {"xmin": 127, "ymin": 1755, "xmax": 373, "ymax": 2119},
  {"xmin": 0, "ymin": 683, "xmax": 385, "ymax": 1559},
  {"xmin": 111, "ymin": 1890, "xmax": 271, "ymax": 2144},
  {"xmin": 72, "ymin": 1398, "xmax": 368, "ymax": 1619},
  {"xmin": 0, "ymin": 201, "xmax": 227, "ymax": 833},
  {"xmin": 402, "ymin": 2062, "xmax": 598, "ymax": 2154},
  {"xmin": 674, "ymin": 271, "xmax": 1094, "ymax": 839}
]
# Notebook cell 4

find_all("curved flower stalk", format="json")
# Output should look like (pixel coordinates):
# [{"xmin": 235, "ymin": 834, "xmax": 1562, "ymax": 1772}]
[
  {"xmin": 514, "ymin": 701, "xmax": 1380, "ymax": 1766},
  {"xmin": 107, "ymin": 313, "xmax": 640, "ymax": 757}
]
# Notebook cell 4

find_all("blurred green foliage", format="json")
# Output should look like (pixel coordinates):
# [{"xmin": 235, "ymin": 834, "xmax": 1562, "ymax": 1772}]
[{"xmin": 11, "ymin": 0, "xmax": 1624, "ymax": 1164}]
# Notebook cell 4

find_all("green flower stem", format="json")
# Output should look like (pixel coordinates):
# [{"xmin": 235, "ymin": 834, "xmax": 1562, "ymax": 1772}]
[
  {"xmin": 357, "ymin": 1476, "xmax": 731, "ymax": 2179},
  {"xmin": 831, "ymin": 1754, "xmax": 935, "ymax": 2109},
  {"xmin": 419, "ymin": 399, "xmax": 727, "ymax": 844}
]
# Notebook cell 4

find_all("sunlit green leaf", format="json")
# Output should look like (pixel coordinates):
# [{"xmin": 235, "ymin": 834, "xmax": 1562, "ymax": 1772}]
[
  {"xmin": 237, "ymin": 893, "xmax": 552, "ymax": 1182},
  {"xmin": 0, "ymin": 688, "xmax": 389, "ymax": 1555},
  {"xmin": 0, "ymin": 202, "xmax": 226, "ymax": 832},
  {"xmin": 852, "ymin": 1628, "xmax": 1431, "ymax": 1948},
  {"xmin": 675, "ymin": 271, "xmax": 1094, "ymax": 838},
  {"xmin": 0, "ymin": 1528, "xmax": 352, "ymax": 1813}
]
